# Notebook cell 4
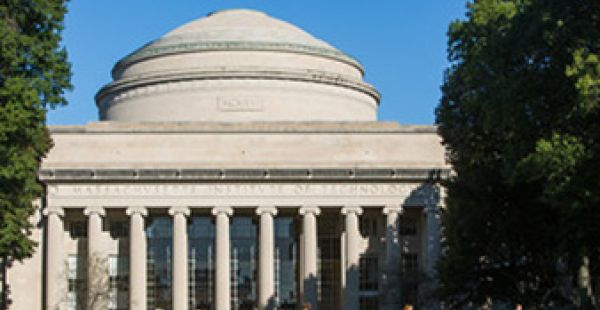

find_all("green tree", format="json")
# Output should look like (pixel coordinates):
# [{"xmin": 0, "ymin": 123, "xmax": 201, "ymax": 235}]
[
  {"xmin": 436, "ymin": 0, "xmax": 599, "ymax": 308},
  {"xmin": 0, "ymin": 0, "xmax": 71, "ymax": 306}
]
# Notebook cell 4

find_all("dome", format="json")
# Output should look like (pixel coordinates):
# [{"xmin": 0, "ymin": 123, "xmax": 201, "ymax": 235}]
[{"xmin": 96, "ymin": 9, "xmax": 380, "ymax": 122}]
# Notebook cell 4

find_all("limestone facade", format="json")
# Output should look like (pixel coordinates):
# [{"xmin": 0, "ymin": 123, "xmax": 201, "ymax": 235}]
[{"xmin": 3, "ymin": 9, "xmax": 448, "ymax": 310}]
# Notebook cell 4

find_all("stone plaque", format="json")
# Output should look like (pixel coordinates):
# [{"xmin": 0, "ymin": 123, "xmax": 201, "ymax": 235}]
[{"xmin": 217, "ymin": 96, "xmax": 263, "ymax": 112}]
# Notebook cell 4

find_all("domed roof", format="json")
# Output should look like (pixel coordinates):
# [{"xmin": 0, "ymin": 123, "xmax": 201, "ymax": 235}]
[
  {"xmin": 167, "ymin": 9, "xmax": 333, "ymax": 48},
  {"xmin": 112, "ymin": 9, "xmax": 361, "ymax": 78},
  {"xmin": 97, "ymin": 9, "xmax": 379, "ymax": 123}
]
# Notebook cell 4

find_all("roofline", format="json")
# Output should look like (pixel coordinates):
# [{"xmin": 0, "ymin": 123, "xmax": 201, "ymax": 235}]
[{"xmin": 48, "ymin": 122, "xmax": 439, "ymax": 134}]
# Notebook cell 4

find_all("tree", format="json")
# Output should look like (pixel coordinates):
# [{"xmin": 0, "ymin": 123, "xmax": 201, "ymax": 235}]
[
  {"xmin": 436, "ymin": 0, "xmax": 599, "ymax": 308},
  {"xmin": 0, "ymin": 0, "xmax": 71, "ymax": 306}
]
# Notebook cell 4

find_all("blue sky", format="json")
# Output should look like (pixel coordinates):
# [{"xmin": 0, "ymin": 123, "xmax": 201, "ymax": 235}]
[{"xmin": 47, "ymin": 1, "xmax": 467, "ymax": 125}]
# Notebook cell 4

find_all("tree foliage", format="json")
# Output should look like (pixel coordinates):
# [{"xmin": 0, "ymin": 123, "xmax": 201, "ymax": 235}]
[
  {"xmin": 436, "ymin": 0, "xmax": 600, "ymax": 308},
  {"xmin": 0, "ymin": 0, "xmax": 71, "ymax": 265}
]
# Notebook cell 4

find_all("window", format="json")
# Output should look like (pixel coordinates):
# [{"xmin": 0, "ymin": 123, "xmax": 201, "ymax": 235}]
[
  {"xmin": 67, "ymin": 255, "xmax": 86, "ymax": 310},
  {"xmin": 69, "ymin": 221, "xmax": 87, "ymax": 238},
  {"xmin": 399, "ymin": 217, "xmax": 417, "ymax": 236},
  {"xmin": 188, "ymin": 217, "xmax": 215, "ymax": 310},
  {"xmin": 402, "ymin": 253, "xmax": 419, "ymax": 273},
  {"xmin": 360, "ymin": 216, "xmax": 378, "ymax": 237},
  {"xmin": 110, "ymin": 221, "xmax": 128, "ymax": 239},
  {"xmin": 275, "ymin": 217, "xmax": 298, "ymax": 309},
  {"xmin": 230, "ymin": 217, "xmax": 257, "ymax": 309},
  {"xmin": 402, "ymin": 282, "xmax": 419, "ymax": 306},
  {"xmin": 108, "ymin": 255, "xmax": 129, "ymax": 310},
  {"xmin": 360, "ymin": 296, "xmax": 379, "ymax": 310},
  {"xmin": 146, "ymin": 217, "xmax": 173, "ymax": 310},
  {"xmin": 359, "ymin": 256, "xmax": 379, "ymax": 291}
]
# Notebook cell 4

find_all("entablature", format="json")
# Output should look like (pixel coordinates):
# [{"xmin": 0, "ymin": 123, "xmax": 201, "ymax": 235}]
[{"xmin": 39, "ymin": 167, "xmax": 449, "ymax": 182}]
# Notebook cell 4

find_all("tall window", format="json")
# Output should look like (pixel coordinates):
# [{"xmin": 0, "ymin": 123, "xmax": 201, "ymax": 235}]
[
  {"xmin": 318, "ymin": 214, "xmax": 341, "ymax": 310},
  {"xmin": 402, "ymin": 282, "xmax": 419, "ymax": 306},
  {"xmin": 360, "ymin": 216, "xmax": 378, "ymax": 237},
  {"xmin": 402, "ymin": 253, "xmax": 419, "ymax": 274},
  {"xmin": 189, "ymin": 217, "xmax": 215, "ymax": 310},
  {"xmin": 275, "ymin": 217, "xmax": 297, "ymax": 309},
  {"xmin": 69, "ymin": 221, "xmax": 87, "ymax": 239},
  {"xmin": 359, "ymin": 256, "xmax": 379, "ymax": 291},
  {"xmin": 109, "ymin": 221, "xmax": 128, "ymax": 239},
  {"xmin": 108, "ymin": 255, "xmax": 129, "ymax": 310},
  {"xmin": 147, "ymin": 217, "xmax": 173, "ymax": 310},
  {"xmin": 359, "ymin": 255, "xmax": 379, "ymax": 310},
  {"xmin": 67, "ymin": 255, "xmax": 86, "ymax": 310},
  {"xmin": 359, "ymin": 296, "xmax": 379, "ymax": 310},
  {"xmin": 399, "ymin": 217, "xmax": 417, "ymax": 236},
  {"xmin": 231, "ymin": 217, "xmax": 257, "ymax": 310}
]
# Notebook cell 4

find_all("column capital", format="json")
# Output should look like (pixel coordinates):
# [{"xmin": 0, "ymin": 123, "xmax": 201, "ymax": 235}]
[
  {"xmin": 169, "ymin": 206, "xmax": 191, "ymax": 217},
  {"xmin": 126, "ymin": 206, "xmax": 148, "ymax": 217},
  {"xmin": 341, "ymin": 206, "xmax": 363, "ymax": 216},
  {"xmin": 212, "ymin": 206, "xmax": 234, "ymax": 217},
  {"xmin": 256, "ymin": 206, "xmax": 278, "ymax": 216},
  {"xmin": 43, "ymin": 207, "xmax": 64, "ymax": 217},
  {"xmin": 84, "ymin": 206, "xmax": 106, "ymax": 217},
  {"xmin": 383, "ymin": 205, "xmax": 403, "ymax": 215},
  {"xmin": 299, "ymin": 206, "xmax": 321, "ymax": 216}
]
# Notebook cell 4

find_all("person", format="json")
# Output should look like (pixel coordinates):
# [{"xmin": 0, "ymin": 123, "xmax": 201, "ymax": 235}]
[
  {"xmin": 302, "ymin": 303, "xmax": 312, "ymax": 310},
  {"xmin": 403, "ymin": 305, "xmax": 414, "ymax": 310}
]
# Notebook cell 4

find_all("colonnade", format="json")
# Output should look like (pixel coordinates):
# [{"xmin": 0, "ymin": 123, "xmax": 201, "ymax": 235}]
[{"xmin": 44, "ymin": 204, "xmax": 437, "ymax": 310}]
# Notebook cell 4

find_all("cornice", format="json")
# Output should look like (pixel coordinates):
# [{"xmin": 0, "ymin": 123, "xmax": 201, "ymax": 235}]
[
  {"xmin": 47, "ymin": 122, "xmax": 438, "ymax": 134},
  {"xmin": 95, "ymin": 69, "xmax": 380, "ymax": 106},
  {"xmin": 39, "ymin": 168, "xmax": 450, "ymax": 182},
  {"xmin": 112, "ymin": 41, "xmax": 364, "ymax": 77}
]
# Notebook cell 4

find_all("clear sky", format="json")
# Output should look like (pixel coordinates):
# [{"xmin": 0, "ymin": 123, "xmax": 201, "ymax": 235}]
[{"xmin": 47, "ymin": 1, "xmax": 467, "ymax": 125}]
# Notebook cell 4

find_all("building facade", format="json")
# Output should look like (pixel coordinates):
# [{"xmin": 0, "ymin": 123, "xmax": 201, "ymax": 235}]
[{"xmin": 5, "ymin": 9, "xmax": 448, "ymax": 310}]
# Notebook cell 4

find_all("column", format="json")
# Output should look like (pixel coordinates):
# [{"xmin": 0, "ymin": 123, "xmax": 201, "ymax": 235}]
[
  {"xmin": 341, "ymin": 206, "xmax": 363, "ymax": 310},
  {"xmin": 256, "ymin": 206, "xmax": 278, "ymax": 309},
  {"xmin": 126, "ymin": 206, "xmax": 148, "ymax": 310},
  {"xmin": 169, "ymin": 206, "xmax": 190, "ymax": 310},
  {"xmin": 212, "ymin": 206, "xmax": 233, "ymax": 310},
  {"xmin": 299, "ymin": 206, "xmax": 320, "ymax": 310},
  {"xmin": 84, "ymin": 206, "xmax": 108, "ymax": 309},
  {"xmin": 383, "ymin": 205, "xmax": 403, "ymax": 309},
  {"xmin": 44, "ymin": 207, "xmax": 64, "ymax": 310}
]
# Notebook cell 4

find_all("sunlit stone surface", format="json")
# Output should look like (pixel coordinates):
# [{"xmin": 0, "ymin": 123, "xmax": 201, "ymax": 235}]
[{"xmin": 5, "ymin": 9, "xmax": 447, "ymax": 310}]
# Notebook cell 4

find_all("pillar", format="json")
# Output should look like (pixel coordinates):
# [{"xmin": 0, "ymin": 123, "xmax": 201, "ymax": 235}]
[
  {"xmin": 212, "ymin": 206, "xmax": 233, "ymax": 310},
  {"xmin": 44, "ymin": 207, "xmax": 64, "ymax": 310},
  {"xmin": 126, "ymin": 206, "xmax": 147, "ymax": 310},
  {"xmin": 341, "ymin": 206, "xmax": 363, "ymax": 310},
  {"xmin": 84, "ymin": 206, "xmax": 108, "ymax": 309},
  {"xmin": 169, "ymin": 206, "xmax": 190, "ymax": 310},
  {"xmin": 256, "ymin": 206, "xmax": 278, "ymax": 309},
  {"xmin": 299, "ymin": 206, "xmax": 320, "ymax": 310},
  {"xmin": 383, "ymin": 205, "xmax": 403, "ymax": 309}
]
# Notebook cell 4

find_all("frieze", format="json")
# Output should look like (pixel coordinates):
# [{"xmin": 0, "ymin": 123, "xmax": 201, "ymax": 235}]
[{"xmin": 48, "ymin": 183, "xmax": 422, "ymax": 199}]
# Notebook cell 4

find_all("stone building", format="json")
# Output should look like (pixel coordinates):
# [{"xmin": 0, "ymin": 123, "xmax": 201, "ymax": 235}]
[{"xmin": 4, "ymin": 9, "xmax": 448, "ymax": 310}]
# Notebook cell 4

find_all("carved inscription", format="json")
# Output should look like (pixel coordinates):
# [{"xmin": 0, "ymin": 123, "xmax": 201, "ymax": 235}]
[
  {"xmin": 217, "ymin": 96, "xmax": 263, "ymax": 112},
  {"xmin": 49, "ymin": 183, "xmax": 420, "ymax": 198}
]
